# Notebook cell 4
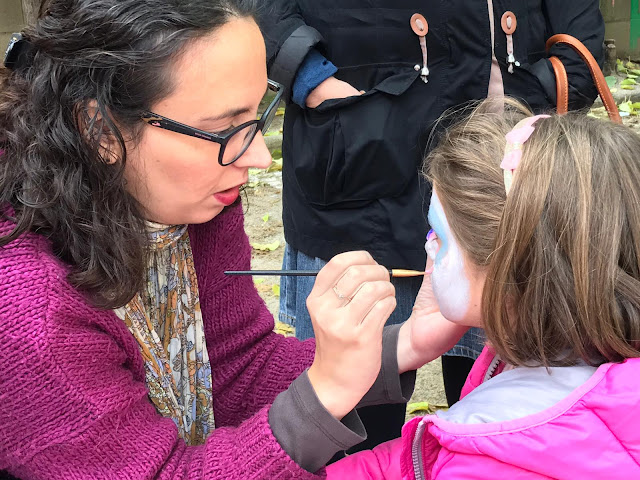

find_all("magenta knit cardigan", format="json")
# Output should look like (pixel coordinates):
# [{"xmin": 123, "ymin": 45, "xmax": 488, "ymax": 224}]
[{"xmin": 0, "ymin": 204, "xmax": 321, "ymax": 479}]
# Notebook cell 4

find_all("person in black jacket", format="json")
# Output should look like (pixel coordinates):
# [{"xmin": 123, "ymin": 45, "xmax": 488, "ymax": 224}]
[{"xmin": 261, "ymin": 0, "xmax": 604, "ymax": 454}]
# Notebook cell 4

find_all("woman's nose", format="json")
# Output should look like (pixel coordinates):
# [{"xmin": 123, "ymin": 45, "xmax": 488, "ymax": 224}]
[{"xmin": 234, "ymin": 131, "xmax": 273, "ymax": 170}]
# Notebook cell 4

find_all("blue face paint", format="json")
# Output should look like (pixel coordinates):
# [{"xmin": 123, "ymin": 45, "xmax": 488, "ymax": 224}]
[
  {"xmin": 425, "ymin": 191, "xmax": 471, "ymax": 322},
  {"xmin": 427, "ymin": 196, "xmax": 450, "ymax": 266}
]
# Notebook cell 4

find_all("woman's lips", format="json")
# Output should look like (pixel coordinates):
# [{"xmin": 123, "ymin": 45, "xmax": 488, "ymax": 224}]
[{"xmin": 214, "ymin": 185, "xmax": 240, "ymax": 206}]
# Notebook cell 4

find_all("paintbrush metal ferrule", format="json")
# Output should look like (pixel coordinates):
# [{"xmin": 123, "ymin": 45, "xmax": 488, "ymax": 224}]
[{"xmin": 224, "ymin": 269, "xmax": 425, "ymax": 277}]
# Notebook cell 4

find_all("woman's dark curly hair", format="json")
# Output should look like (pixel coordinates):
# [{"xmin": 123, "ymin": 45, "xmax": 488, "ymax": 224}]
[{"xmin": 0, "ymin": 0, "xmax": 258, "ymax": 309}]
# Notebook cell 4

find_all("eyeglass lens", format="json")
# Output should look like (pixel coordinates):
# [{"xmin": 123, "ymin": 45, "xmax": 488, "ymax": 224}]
[
  {"xmin": 221, "ymin": 85, "xmax": 281, "ymax": 165},
  {"xmin": 221, "ymin": 122, "xmax": 259, "ymax": 165}
]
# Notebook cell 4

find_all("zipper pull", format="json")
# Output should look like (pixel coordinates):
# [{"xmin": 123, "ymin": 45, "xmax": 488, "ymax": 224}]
[
  {"xmin": 501, "ymin": 11, "xmax": 520, "ymax": 74},
  {"xmin": 411, "ymin": 13, "xmax": 430, "ymax": 83}
]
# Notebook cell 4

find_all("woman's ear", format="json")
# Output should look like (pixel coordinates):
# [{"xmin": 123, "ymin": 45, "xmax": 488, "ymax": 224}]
[{"xmin": 77, "ymin": 100, "xmax": 120, "ymax": 164}]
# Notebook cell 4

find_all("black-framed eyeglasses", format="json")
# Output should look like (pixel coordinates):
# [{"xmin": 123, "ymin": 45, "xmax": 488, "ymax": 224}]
[{"xmin": 141, "ymin": 79, "xmax": 283, "ymax": 166}]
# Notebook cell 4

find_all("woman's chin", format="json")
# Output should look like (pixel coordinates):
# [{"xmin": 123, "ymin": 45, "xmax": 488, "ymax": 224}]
[
  {"xmin": 189, "ymin": 205, "xmax": 225, "ymax": 224},
  {"xmin": 147, "ymin": 204, "xmax": 225, "ymax": 226}
]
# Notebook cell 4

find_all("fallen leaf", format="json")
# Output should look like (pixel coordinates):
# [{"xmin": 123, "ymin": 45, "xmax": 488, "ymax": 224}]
[
  {"xmin": 251, "ymin": 241, "xmax": 281, "ymax": 251},
  {"xmin": 267, "ymin": 158, "xmax": 283, "ymax": 173},
  {"xmin": 605, "ymin": 75, "xmax": 617, "ymax": 89},
  {"xmin": 619, "ymin": 101, "xmax": 633, "ymax": 113},
  {"xmin": 274, "ymin": 321, "xmax": 295, "ymax": 337},
  {"xmin": 275, "ymin": 107, "xmax": 286, "ymax": 116},
  {"xmin": 271, "ymin": 148, "xmax": 282, "ymax": 160},
  {"xmin": 254, "ymin": 278, "xmax": 265, "ymax": 285},
  {"xmin": 262, "ymin": 214, "xmax": 270, "ymax": 222},
  {"xmin": 621, "ymin": 78, "xmax": 637, "ymax": 86},
  {"xmin": 407, "ymin": 402, "xmax": 449, "ymax": 415},
  {"xmin": 621, "ymin": 85, "xmax": 636, "ymax": 90},
  {"xmin": 272, "ymin": 284, "xmax": 281, "ymax": 297}
]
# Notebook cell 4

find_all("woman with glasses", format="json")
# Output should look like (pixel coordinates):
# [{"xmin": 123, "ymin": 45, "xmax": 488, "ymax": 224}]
[{"xmin": 0, "ymin": 0, "xmax": 464, "ymax": 478}]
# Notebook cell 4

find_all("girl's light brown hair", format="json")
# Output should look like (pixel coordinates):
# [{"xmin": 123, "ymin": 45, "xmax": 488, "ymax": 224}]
[{"xmin": 427, "ymin": 98, "xmax": 640, "ymax": 367}]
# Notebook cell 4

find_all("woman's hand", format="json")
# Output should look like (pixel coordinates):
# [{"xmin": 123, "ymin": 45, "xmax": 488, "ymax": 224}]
[
  {"xmin": 306, "ymin": 76, "xmax": 364, "ymax": 108},
  {"xmin": 397, "ymin": 258, "xmax": 469, "ymax": 373},
  {"xmin": 307, "ymin": 251, "xmax": 396, "ymax": 420}
]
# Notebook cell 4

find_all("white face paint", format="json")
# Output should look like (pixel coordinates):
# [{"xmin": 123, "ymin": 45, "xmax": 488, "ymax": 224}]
[{"xmin": 426, "ymin": 191, "xmax": 471, "ymax": 322}]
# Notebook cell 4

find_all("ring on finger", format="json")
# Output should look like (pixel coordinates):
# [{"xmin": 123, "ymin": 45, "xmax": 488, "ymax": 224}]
[{"xmin": 332, "ymin": 284, "xmax": 346, "ymax": 300}]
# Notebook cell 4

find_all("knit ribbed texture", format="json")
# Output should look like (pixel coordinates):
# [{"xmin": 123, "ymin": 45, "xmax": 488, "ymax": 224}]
[{"xmin": 0, "ymin": 204, "xmax": 320, "ymax": 479}]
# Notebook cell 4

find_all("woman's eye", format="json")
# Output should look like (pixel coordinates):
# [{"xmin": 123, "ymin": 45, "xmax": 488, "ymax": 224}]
[{"xmin": 213, "ymin": 125, "xmax": 236, "ymax": 136}]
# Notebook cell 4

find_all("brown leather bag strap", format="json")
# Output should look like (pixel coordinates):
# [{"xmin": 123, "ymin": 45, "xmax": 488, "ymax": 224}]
[
  {"xmin": 546, "ymin": 33, "xmax": 622, "ymax": 124},
  {"xmin": 549, "ymin": 56, "xmax": 569, "ymax": 115}
]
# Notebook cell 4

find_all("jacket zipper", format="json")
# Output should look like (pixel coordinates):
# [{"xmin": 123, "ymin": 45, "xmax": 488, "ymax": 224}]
[
  {"xmin": 483, "ymin": 354, "xmax": 501, "ymax": 383},
  {"xmin": 412, "ymin": 418, "xmax": 428, "ymax": 480},
  {"xmin": 411, "ymin": 355, "xmax": 502, "ymax": 480}
]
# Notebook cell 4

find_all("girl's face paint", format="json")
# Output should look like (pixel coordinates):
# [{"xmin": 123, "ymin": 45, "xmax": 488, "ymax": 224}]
[
  {"xmin": 425, "ymin": 229, "xmax": 438, "ymax": 271},
  {"xmin": 426, "ymin": 191, "xmax": 482, "ymax": 325}
]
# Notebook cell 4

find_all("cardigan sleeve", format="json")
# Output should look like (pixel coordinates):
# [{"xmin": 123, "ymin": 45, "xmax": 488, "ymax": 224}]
[{"xmin": 0, "ymin": 235, "xmax": 324, "ymax": 479}]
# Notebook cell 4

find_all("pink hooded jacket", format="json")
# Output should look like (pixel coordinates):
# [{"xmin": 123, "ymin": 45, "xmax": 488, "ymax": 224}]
[{"xmin": 327, "ymin": 347, "xmax": 640, "ymax": 479}]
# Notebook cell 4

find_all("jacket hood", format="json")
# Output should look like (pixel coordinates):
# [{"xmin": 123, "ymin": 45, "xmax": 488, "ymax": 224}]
[{"xmin": 402, "ymin": 359, "xmax": 640, "ymax": 479}]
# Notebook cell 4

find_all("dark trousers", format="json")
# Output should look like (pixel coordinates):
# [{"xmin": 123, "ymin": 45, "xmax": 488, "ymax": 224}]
[
  {"xmin": 329, "ymin": 402, "xmax": 407, "ymax": 463},
  {"xmin": 442, "ymin": 355, "xmax": 476, "ymax": 406}
]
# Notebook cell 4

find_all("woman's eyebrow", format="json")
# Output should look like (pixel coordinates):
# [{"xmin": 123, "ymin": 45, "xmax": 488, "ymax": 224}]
[{"xmin": 198, "ymin": 107, "xmax": 250, "ymax": 122}]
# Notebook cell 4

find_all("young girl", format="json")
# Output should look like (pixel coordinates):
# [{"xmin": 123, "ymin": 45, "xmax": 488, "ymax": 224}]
[{"xmin": 326, "ymin": 100, "xmax": 640, "ymax": 479}]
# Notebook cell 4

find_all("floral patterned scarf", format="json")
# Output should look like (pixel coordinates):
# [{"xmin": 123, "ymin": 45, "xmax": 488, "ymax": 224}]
[{"xmin": 114, "ymin": 223, "xmax": 214, "ymax": 446}]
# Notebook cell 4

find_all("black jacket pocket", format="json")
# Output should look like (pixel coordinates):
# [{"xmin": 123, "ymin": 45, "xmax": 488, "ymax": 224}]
[{"xmin": 285, "ymin": 64, "xmax": 420, "ymax": 208}]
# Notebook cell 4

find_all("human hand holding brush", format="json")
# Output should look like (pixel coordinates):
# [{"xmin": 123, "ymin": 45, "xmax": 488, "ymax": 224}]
[{"xmin": 306, "ymin": 251, "xmax": 396, "ymax": 420}]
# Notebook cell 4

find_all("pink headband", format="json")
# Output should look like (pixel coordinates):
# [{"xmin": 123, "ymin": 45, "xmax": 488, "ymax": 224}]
[{"xmin": 500, "ymin": 114, "xmax": 550, "ymax": 193}]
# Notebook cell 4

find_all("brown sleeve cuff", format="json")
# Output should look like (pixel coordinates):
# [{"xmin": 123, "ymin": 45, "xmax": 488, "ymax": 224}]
[
  {"xmin": 358, "ymin": 323, "xmax": 416, "ymax": 408},
  {"xmin": 268, "ymin": 370, "xmax": 366, "ymax": 473}
]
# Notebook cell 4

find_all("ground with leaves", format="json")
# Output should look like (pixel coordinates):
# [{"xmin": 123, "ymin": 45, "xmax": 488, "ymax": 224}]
[{"xmin": 244, "ymin": 93, "xmax": 640, "ymax": 418}]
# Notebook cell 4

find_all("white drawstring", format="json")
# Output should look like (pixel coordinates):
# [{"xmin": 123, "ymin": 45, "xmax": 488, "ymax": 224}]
[
  {"xmin": 411, "ymin": 14, "xmax": 430, "ymax": 83},
  {"xmin": 501, "ymin": 11, "xmax": 520, "ymax": 74}
]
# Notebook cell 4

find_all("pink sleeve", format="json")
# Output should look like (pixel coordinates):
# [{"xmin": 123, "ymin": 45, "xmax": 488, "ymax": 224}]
[{"xmin": 325, "ymin": 438, "xmax": 403, "ymax": 480}]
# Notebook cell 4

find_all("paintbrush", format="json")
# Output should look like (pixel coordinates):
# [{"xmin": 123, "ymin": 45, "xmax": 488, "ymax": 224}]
[{"xmin": 224, "ymin": 269, "xmax": 425, "ymax": 278}]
